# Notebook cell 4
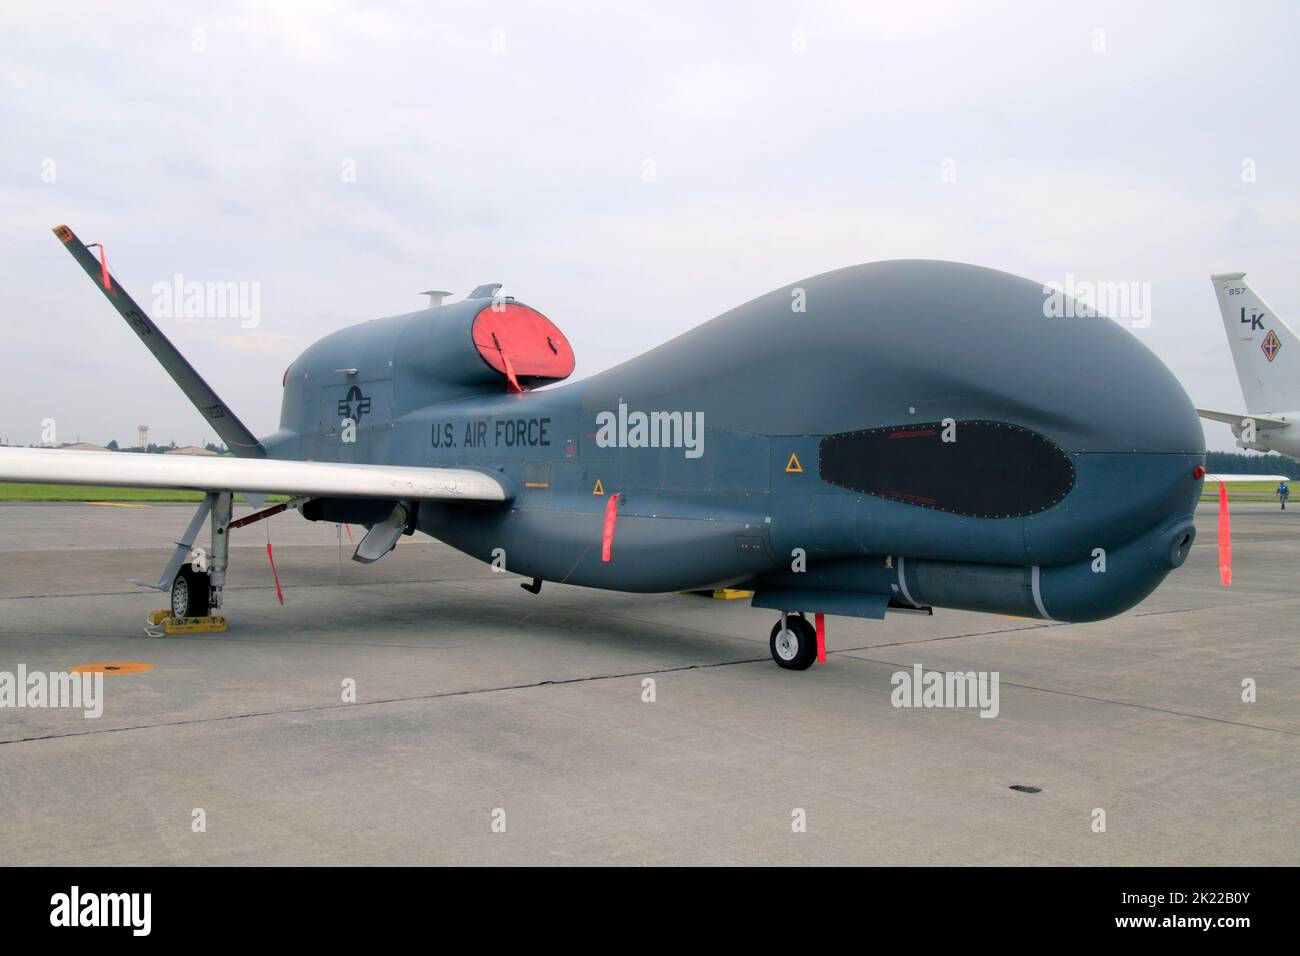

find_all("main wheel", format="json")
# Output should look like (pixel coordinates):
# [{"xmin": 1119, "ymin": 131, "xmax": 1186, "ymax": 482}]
[
  {"xmin": 770, "ymin": 615, "xmax": 818, "ymax": 670},
  {"xmin": 171, "ymin": 564, "xmax": 211, "ymax": 618}
]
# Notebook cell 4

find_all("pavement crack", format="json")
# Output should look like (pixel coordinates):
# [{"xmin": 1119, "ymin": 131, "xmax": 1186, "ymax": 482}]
[{"xmin": 0, "ymin": 655, "xmax": 769, "ymax": 747}]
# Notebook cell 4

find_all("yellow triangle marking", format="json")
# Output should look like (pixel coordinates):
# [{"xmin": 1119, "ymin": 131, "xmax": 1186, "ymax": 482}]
[
  {"xmin": 785, "ymin": 453, "xmax": 803, "ymax": 474},
  {"xmin": 592, "ymin": 479, "xmax": 605, "ymax": 495}
]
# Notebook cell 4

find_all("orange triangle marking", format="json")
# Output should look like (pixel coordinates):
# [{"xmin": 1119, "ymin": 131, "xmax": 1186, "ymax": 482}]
[
  {"xmin": 592, "ymin": 479, "xmax": 605, "ymax": 495},
  {"xmin": 785, "ymin": 453, "xmax": 803, "ymax": 474}
]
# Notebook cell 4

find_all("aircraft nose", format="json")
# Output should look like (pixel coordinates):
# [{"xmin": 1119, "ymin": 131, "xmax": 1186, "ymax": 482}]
[
  {"xmin": 861, "ymin": 262, "xmax": 1209, "ymax": 571},
  {"xmin": 1020, "ymin": 335, "xmax": 1205, "ymax": 569},
  {"xmin": 1012, "ymin": 313, "xmax": 1205, "ymax": 620}
]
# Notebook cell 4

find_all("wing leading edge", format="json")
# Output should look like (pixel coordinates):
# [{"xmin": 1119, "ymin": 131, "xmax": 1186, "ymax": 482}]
[
  {"xmin": 0, "ymin": 448, "xmax": 511, "ymax": 502},
  {"xmin": 1203, "ymin": 473, "xmax": 1291, "ymax": 483}
]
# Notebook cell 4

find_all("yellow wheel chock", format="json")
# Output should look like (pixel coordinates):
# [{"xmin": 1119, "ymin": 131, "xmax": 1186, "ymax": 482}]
[{"xmin": 146, "ymin": 609, "xmax": 229, "ymax": 636}]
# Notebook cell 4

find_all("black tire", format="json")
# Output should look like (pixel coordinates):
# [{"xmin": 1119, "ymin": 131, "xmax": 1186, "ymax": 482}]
[
  {"xmin": 769, "ymin": 615, "xmax": 818, "ymax": 670},
  {"xmin": 171, "ymin": 565, "xmax": 211, "ymax": 618}
]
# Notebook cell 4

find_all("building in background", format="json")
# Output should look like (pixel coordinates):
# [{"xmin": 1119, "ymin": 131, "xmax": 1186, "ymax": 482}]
[{"xmin": 55, "ymin": 441, "xmax": 108, "ymax": 452}]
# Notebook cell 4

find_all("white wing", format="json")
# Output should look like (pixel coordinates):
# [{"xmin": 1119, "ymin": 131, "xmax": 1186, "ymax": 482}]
[
  {"xmin": 1195, "ymin": 408, "xmax": 1290, "ymax": 429},
  {"xmin": 0, "ymin": 447, "xmax": 510, "ymax": 501},
  {"xmin": 1203, "ymin": 473, "xmax": 1291, "ymax": 483}
]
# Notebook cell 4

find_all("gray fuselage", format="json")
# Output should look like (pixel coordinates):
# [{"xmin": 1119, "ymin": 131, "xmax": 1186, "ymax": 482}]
[{"xmin": 263, "ymin": 260, "xmax": 1206, "ymax": 623}]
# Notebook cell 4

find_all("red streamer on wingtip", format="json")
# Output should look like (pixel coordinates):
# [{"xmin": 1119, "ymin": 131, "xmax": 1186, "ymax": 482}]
[
  {"xmin": 601, "ymin": 493, "xmax": 620, "ymax": 562},
  {"xmin": 815, "ymin": 612, "xmax": 826, "ymax": 663},
  {"xmin": 344, "ymin": 522, "xmax": 353, "ymax": 542},
  {"xmin": 1218, "ymin": 482, "xmax": 1232, "ymax": 588},
  {"xmin": 87, "ymin": 242, "xmax": 110, "ymax": 289},
  {"xmin": 266, "ymin": 541, "xmax": 285, "ymax": 604}
]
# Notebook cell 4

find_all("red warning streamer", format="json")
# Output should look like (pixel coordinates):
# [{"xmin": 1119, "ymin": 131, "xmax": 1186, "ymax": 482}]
[
  {"xmin": 815, "ymin": 612, "xmax": 826, "ymax": 663},
  {"xmin": 499, "ymin": 346, "xmax": 522, "ymax": 393},
  {"xmin": 86, "ymin": 242, "xmax": 111, "ymax": 290},
  {"xmin": 1218, "ymin": 482, "xmax": 1232, "ymax": 588},
  {"xmin": 601, "ymin": 493, "xmax": 620, "ymax": 562},
  {"xmin": 267, "ymin": 541, "xmax": 285, "ymax": 604},
  {"xmin": 491, "ymin": 331, "xmax": 523, "ymax": 393}
]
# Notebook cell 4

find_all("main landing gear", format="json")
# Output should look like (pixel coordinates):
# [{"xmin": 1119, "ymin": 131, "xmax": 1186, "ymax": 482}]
[
  {"xmin": 769, "ymin": 612, "xmax": 819, "ymax": 670},
  {"xmin": 131, "ymin": 491, "xmax": 238, "ymax": 635}
]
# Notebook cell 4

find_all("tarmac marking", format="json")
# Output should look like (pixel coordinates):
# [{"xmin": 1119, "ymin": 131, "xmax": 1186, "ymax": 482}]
[{"xmin": 70, "ymin": 661, "xmax": 153, "ymax": 675}]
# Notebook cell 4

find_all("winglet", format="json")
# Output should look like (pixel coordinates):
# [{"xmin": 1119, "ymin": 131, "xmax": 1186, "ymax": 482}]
[{"xmin": 52, "ymin": 224, "xmax": 267, "ymax": 458}]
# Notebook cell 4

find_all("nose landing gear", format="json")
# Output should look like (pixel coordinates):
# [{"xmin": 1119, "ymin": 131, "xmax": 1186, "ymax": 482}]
[{"xmin": 769, "ymin": 612, "xmax": 819, "ymax": 670}]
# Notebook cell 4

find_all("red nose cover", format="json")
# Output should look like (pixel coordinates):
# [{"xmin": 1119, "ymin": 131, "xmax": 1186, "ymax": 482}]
[{"xmin": 472, "ymin": 303, "xmax": 575, "ymax": 386}]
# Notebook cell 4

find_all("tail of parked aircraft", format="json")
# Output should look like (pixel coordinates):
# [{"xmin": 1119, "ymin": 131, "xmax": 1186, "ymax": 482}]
[{"xmin": 1211, "ymin": 272, "xmax": 1300, "ymax": 414}]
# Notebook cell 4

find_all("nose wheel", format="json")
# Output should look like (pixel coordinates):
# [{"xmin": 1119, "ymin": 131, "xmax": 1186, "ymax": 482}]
[{"xmin": 770, "ymin": 614, "xmax": 818, "ymax": 670}]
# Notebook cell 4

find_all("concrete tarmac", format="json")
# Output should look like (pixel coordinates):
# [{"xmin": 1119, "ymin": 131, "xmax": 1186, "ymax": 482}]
[{"xmin": 0, "ymin": 501, "xmax": 1296, "ymax": 865}]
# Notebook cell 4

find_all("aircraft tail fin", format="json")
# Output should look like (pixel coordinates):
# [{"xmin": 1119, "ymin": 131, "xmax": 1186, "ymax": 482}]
[
  {"xmin": 1210, "ymin": 272, "xmax": 1300, "ymax": 414},
  {"xmin": 52, "ymin": 225, "xmax": 266, "ymax": 458}
]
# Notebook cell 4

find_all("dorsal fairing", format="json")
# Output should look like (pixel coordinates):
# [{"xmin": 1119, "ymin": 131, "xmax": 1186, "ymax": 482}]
[
  {"xmin": 279, "ymin": 296, "xmax": 575, "ymax": 436},
  {"xmin": 392, "ymin": 298, "xmax": 574, "ymax": 405}
]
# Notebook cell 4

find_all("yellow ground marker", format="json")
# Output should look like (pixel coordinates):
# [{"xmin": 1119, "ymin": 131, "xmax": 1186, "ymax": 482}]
[
  {"xmin": 71, "ymin": 662, "xmax": 154, "ymax": 675},
  {"xmin": 678, "ymin": 588, "xmax": 753, "ymax": 599},
  {"xmin": 87, "ymin": 501, "xmax": 149, "ymax": 508}
]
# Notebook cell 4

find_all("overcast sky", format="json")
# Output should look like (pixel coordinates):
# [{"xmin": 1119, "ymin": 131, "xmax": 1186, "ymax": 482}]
[{"xmin": 2, "ymin": 1, "xmax": 1297, "ymax": 451}]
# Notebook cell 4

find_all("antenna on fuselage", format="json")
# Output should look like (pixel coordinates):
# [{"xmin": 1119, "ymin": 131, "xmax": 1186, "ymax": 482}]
[{"xmin": 420, "ymin": 290, "xmax": 453, "ymax": 308}]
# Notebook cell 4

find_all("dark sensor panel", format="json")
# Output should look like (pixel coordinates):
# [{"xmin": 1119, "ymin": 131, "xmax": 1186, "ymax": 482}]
[{"xmin": 818, "ymin": 420, "xmax": 1076, "ymax": 518}]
